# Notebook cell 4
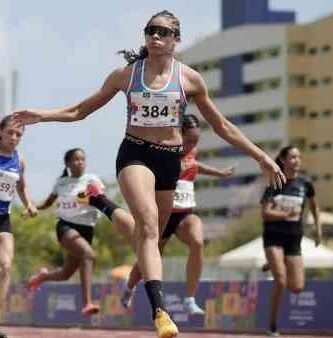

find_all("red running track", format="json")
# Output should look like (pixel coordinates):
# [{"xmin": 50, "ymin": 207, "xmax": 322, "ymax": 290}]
[{"xmin": 1, "ymin": 327, "xmax": 332, "ymax": 338}]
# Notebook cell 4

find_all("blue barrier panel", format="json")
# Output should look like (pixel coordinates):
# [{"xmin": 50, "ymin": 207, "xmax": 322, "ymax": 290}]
[
  {"xmin": 4, "ymin": 283, "xmax": 33, "ymax": 325},
  {"xmin": 31, "ymin": 280, "xmax": 131, "ymax": 327},
  {"xmin": 133, "ymin": 280, "xmax": 258, "ymax": 331},
  {"xmin": 3, "ymin": 280, "xmax": 332, "ymax": 333},
  {"xmin": 256, "ymin": 280, "xmax": 333, "ymax": 331}
]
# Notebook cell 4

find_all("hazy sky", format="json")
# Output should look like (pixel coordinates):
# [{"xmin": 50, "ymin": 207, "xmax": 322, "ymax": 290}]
[{"xmin": 2, "ymin": 0, "xmax": 333, "ymax": 200}]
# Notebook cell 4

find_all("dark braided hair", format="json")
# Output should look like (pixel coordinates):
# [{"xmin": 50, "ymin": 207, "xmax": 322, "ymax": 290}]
[
  {"xmin": 181, "ymin": 114, "xmax": 200, "ymax": 133},
  {"xmin": 275, "ymin": 145, "xmax": 297, "ymax": 171},
  {"xmin": 61, "ymin": 148, "xmax": 84, "ymax": 177},
  {"xmin": 118, "ymin": 10, "xmax": 181, "ymax": 65}
]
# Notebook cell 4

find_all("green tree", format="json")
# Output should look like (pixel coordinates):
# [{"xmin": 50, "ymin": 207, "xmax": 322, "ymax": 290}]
[
  {"xmin": 204, "ymin": 207, "xmax": 263, "ymax": 257},
  {"xmin": 11, "ymin": 206, "xmax": 61, "ymax": 281},
  {"xmin": 10, "ymin": 203, "xmax": 135, "ymax": 282}
]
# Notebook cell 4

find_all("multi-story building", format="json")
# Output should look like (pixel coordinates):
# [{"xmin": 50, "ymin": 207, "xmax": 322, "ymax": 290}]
[{"xmin": 180, "ymin": 0, "xmax": 333, "ymax": 238}]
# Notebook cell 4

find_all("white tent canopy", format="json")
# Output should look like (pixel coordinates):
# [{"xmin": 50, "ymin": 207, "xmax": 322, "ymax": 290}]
[
  {"xmin": 307, "ymin": 211, "xmax": 333, "ymax": 225},
  {"xmin": 219, "ymin": 236, "xmax": 333, "ymax": 269}
]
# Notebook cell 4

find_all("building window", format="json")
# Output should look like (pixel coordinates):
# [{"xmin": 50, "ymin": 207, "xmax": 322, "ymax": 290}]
[
  {"xmin": 289, "ymin": 106, "xmax": 306, "ymax": 118},
  {"xmin": 269, "ymin": 109, "xmax": 281, "ymax": 120},
  {"xmin": 322, "ymin": 44, "xmax": 331, "ymax": 53},
  {"xmin": 200, "ymin": 108, "xmax": 282, "ymax": 129},
  {"xmin": 243, "ymin": 77, "xmax": 281, "ymax": 93},
  {"xmin": 308, "ymin": 46, "xmax": 318, "ymax": 55},
  {"xmin": 269, "ymin": 78, "xmax": 281, "ymax": 89},
  {"xmin": 323, "ymin": 109, "xmax": 332, "ymax": 118},
  {"xmin": 189, "ymin": 58, "xmax": 221, "ymax": 73},
  {"xmin": 322, "ymin": 76, "xmax": 332, "ymax": 86},
  {"xmin": 243, "ymin": 83, "xmax": 256, "ymax": 93},
  {"xmin": 198, "ymin": 140, "xmax": 281, "ymax": 160},
  {"xmin": 288, "ymin": 74, "xmax": 306, "ymax": 87},
  {"xmin": 288, "ymin": 42, "xmax": 306, "ymax": 55},
  {"xmin": 243, "ymin": 53, "xmax": 255, "ymax": 63},
  {"xmin": 267, "ymin": 47, "xmax": 281, "ymax": 58},
  {"xmin": 324, "ymin": 174, "xmax": 332, "ymax": 181},
  {"xmin": 309, "ymin": 143, "xmax": 319, "ymax": 151},
  {"xmin": 308, "ymin": 78, "xmax": 318, "ymax": 87},
  {"xmin": 309, "ymin": 111, "xmax": 319, "ymax": 119},
  {"xmin": 242, "ymin": 46, "xmax": 281, "ymax": 64},
  {"xmin": 323, "ymin": 142, "xmax": 332, "ymax": 150}
]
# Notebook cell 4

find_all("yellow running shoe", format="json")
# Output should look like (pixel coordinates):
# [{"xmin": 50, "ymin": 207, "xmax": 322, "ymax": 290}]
[{"xmin": 154, "ymin": 308, "xmax": 179, "ymax": 338}]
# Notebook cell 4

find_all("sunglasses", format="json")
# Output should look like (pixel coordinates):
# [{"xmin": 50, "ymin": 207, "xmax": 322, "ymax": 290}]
[{"xmin": 144, "ymin": 25, "xmax": 177, "ymax": 38}]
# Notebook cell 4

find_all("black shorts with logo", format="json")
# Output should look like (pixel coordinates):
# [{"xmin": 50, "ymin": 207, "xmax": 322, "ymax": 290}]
[
  {"xmin": 56, "ymin": 219, "xmax": 94, "ymax": 245},
  {"xmin": 116, "ymin": 133, "xmax": 182, "ymax": 191}
]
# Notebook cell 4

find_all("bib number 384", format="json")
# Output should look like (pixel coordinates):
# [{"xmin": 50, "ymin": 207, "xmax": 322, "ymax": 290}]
[{"xmin": 130, "ymin": 92, "xmax": 180, "ymax": 127}]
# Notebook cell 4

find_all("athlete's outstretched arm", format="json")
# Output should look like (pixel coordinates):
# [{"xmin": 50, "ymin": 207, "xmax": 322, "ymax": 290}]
[
  {"xmin": 184, "ymin": 66, "xmax": 285, "ymax": 189},
  {"xmin": 11, "ymin": 67, "xmax": 130, "ymax": 124},
  {"xmin": 198, "ymin": 162, "xmax": 236, "ymax": 178}
]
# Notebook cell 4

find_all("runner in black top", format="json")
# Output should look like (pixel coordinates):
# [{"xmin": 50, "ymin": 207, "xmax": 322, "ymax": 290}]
[{"xmin": 261, "ymin": 145, "xmax": 322, "ymax": 336}]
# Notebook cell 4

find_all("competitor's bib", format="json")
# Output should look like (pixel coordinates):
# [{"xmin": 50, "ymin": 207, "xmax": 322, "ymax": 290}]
[
  {"xmin": 0, "ymin": 170, "xmax": 18, "ymax": 202},
  {"xmin": 173, "ymin": 180, "xmax": 196, "ymax": 209},
  {"xmin": 129, "ymin": 91, "xmax": 180, "ymax": 127},
  {"xmin": 56, "ymin": 195, "xmax": 80, "ymax": 218},
  {"xmin": 274, "ymin": 194, "xmax": 303, "ymax": 221}
]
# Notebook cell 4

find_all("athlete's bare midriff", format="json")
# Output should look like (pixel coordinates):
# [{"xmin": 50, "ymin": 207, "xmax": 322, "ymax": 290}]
[{"xmin": 125, "ymin": 125, "xmax": 182, "ymax": 145}]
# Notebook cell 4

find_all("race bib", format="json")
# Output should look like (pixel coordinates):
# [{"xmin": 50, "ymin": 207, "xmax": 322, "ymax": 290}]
[
  {"xmin": 173, "ymin": 180, "xmax": 196, "ymax": 209},
  {"xmin": 56, "ymin": 195, "xmax": 80, "ymax": 217},
  {"xmin": 274, "ymin": 194, "xmax": 303, "ymax": 221},
  {"xmin": 0, "ymin": 171, "xmax": 18, "ymax": 202},
  {"xmin": 129, "ymin": 91, "xmax": 180, "ymax": 127}
]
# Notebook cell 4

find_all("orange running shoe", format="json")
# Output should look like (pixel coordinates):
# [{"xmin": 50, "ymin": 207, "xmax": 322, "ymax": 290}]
[
  {"xmin": 81, "ymin": 303, "xmax": 100, "ymax": 316},
  {"xmin": 27, "ymin": 267, "xmax": 49, "ymax": 291}
]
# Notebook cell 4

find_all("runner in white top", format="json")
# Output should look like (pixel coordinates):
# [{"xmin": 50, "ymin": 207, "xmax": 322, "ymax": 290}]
[
  {"xmin": 27, "ymin": 148, "xmax": 103, "ymax": 316},
  {"xmin": 53, "ymin": 172, "xmax": 103, "ymax": 226}
]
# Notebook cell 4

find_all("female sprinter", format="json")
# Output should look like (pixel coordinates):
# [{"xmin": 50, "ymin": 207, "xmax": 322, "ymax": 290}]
[
  {"xmin": 121, "ymin": 114, "xmax": 236, "ymax": 315},
  {"xmin": 261, "ymin": 145, "xmax": 321, "ymax": 336},
  {"xmin": 0, "ymin": 115, "xmax": 37, "ymax": 338},
  {"xmin": 13, "ymin": 10, "xmax": 285, "ymax": 338}
]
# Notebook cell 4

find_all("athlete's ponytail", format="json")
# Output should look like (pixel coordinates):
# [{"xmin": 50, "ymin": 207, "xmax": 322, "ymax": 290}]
[
  {"xmin": 182, "ymin": 114, "xmax": 200, "ymax": 133},
  {"xmin": 117, "ymin": 47, "xmax": 149, "ymax": 65}
]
